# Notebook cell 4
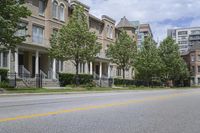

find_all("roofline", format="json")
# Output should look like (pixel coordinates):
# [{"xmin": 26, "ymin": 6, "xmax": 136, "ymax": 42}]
[
  {"xmin": 102, "ymin": 15, "xmax": 116, "ymax": 24},
  {"xmin": 70, "ymin": 0, "xmax": 90, "ymax": 11},
  {"xmin": 169, "ymin": 27, "xmax": 200, "ymax": 30},
  {"xmin": 89, "ymin": 14, "xmax": 104, "ymax": 24}
]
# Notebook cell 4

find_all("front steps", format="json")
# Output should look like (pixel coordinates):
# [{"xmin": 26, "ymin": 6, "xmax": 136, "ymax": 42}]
[{"xmin": 16, "ymin": 78, "xmax": 60, "ymax": 88}]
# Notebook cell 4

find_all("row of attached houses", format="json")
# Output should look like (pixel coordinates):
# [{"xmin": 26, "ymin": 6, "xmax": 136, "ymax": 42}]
[{"xmin": 0, "ymin": 0, "xmax": 139, "ymax": 87}]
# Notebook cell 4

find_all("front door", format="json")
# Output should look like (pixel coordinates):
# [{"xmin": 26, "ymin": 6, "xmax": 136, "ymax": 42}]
[{"xmin": 95, "ymin": 65, "xmax": 99, "ymax": 75}]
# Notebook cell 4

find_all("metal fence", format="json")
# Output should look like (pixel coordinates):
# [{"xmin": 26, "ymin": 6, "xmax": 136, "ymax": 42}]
[{"xmin": 8, "ymin": 73, "xmax": 43, "ymax": 88}]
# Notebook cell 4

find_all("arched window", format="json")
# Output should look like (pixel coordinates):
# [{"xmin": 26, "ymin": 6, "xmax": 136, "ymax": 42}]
[
  {"xmin": 52, "ymin": 1, "xmax": 58, "ymax": 18},
  {"xmin": 59, "ymin": 4, "xmax": 65, "ymax": 21}
]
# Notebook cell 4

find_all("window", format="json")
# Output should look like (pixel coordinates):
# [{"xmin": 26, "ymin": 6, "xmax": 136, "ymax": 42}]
[
  {"xmin": 110, "ymin": 26, "xmax": 113, "ymax": 38},
  {"xmin": 116, "ymin": 68, "xmax": 121, "ymax": 76},
  {"xmin": 198, "ymin": 78, "xmax": 200, "ymax": 84},
  {"xmin": 59, "ymin": 4, "xmax": 64, "ymax": 21},
  {"xmin": 191, "ymin": 55, "xmax": 195, "ymax": 62},
  {"xmin": 106, "ymin": 25, "xmax": 110, "ymax": 38},
  {"xmin": 191, "ymin": 30, "xmax": 200, "ymax": 35},
  {"xmin": 52, "ymin": 1, "xmax": 58, "ymax": 18},
  {"xmin": 192, "ymin": 66, "xmax": 195, "ymax": 74},
  {"xmin": 178, "ymin": 31, "xmax": 188, "ymax": 35},
  {"xmin": 16, "ymin": 22, "xmax": 27, "ymax": 37},
  {"xmin": 39, "ymin": 0, "xmax": 45, "ymax": 15},
  {"xmin": 198, "ymin": 66, "xmax": 200, "ymax": 73},
  {"xmin": 32, "ymin": 25, "xmax": 44, "ymax": 44},
  {"xmin": 3, "ymin": 52, "xmax": 8, "ymax": 67}
]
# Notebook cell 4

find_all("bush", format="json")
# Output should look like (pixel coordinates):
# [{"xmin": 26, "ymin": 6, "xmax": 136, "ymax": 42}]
[
  {"xmin": 59, "ymin": 73, "xmax": 93, "ymax": 86},
  {"xmin": 114, "ymin": 78, "xmax": 135, "ymax": 86},
  {"xmin": 0, "ymin": 68, "xmax": 8, "ymax": 82},
  {"xmin": 0, "ymin": 81, "xmax": 10, "ymax": 88}
]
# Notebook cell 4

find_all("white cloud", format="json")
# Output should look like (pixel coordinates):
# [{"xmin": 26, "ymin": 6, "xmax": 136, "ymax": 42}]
[{"xmin": 79, "ymin": 0, "xmax": 200, "ymax": 41}]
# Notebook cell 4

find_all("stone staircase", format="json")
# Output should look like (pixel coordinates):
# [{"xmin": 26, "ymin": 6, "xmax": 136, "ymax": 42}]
[
  {"xmin": 16, "ymin": 78, "xmax": 60, "ymax": 88},
  {"xmin": 93, "ymin": 73, "xmax": 111, "ymax": 87}
]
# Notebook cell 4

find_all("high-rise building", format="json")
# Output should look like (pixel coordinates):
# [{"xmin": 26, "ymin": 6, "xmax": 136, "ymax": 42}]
[
  {"xmin": 130, "ymin": 21, "xmax": 153, "ymax": 49},
  {"xmin": 167, "ymin": 27, "xmax": 200, "ymax": 53}
]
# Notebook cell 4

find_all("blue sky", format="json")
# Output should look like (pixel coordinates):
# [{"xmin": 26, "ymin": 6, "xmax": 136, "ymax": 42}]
[{"xmin": 79, "ymin": 0, "xmax": 200, "ymax": 42}]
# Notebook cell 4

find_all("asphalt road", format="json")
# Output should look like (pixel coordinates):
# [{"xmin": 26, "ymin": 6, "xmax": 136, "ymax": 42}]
[{"xmin": 0, "ymin": 89, "xmax": 200, "ymax": 133}]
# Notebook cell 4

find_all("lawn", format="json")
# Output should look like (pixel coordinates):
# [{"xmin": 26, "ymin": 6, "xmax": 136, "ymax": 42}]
[{"xmin": 2, "ymin": 86, "xmax": 194, "ymax": 94}]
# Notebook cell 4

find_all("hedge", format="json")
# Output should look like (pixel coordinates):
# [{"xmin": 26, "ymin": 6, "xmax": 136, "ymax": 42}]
[
  {"xmin": 0, "ymin": 68, "xmax": 9, "ymax": 82},
  {"xmin": 114, "ymin": 78, "xmax": 163, "ymax": 87},
  {"xmin": 59, "ymin": 73, "xmax": 93, "ymax": 86}
]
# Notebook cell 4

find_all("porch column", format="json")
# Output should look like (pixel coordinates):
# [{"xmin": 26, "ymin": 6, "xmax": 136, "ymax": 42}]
[
  {"xmin": 90, "ymin": 62, "xmax": 93, "ymax": 75},
  {"xmin": 15, "ymin": 48, "xmax": 18, "ymax": 74},
  {"xmin": 0, "ymin": 52, "xmax": 3, "ymax": 67},
  {"xmin": 52, "ymin": 59, "xmax": 56, "ymax": 79},
  {"xmin": 108, "ymin": 63, "xmax": 110, "ymax": 78},
  {"xmin": 99, "ymin": 62, "xmax": 102, "ymax": 78},
  {"xmin": 35, "ymin": 50, "xmax": 39, "ymax": 75},
  {"xmin": 8, "ymin": 50, "xmax": 11, "ymax": 72}
]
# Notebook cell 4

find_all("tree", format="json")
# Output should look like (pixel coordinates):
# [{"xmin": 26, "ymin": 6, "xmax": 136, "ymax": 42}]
[
  {"xmin": 0, "ymin": 0, "xmax": 31, "ymax": 51},
  {"xmin": 134, "ymin": 36, "xmax": 162, "ymax": 86},
  {"xmin": 49, "ymin": 5, "xmax": 101, "ymax": 85},
  {"xmin": 159, "ymin": 37, "xmax": 189, "ymax": 86},
  {"xmin": 106, "ymin": 30, "xmax": 136, "ymax": 79}
]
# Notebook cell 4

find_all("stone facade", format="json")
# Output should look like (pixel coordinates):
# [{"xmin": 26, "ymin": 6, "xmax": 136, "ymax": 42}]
[{"xmin": 0, "ymin": 0, "xmax": 136, "ymax": 84}]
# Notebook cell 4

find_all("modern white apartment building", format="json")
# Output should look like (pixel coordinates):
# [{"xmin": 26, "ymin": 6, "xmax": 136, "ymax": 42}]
[{"xmin": 167, "ymin": 27, "xmax": 200, "ymax": 53}]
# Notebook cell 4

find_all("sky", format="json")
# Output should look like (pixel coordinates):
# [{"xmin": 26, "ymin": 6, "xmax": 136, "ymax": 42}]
[{"xmin": 78, "ymin": 0, "xmax": 200, "ymax": 42}]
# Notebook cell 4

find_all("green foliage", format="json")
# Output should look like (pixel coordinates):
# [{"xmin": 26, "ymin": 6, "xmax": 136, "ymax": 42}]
[
  {"xmin": 59, "ymin": 73, "xmax": 93, "ymax": 86},
  {"xmin": 0, "ymin": 0, "xmax": 31, "ymax": 51},
  {"xmin": 107, "ymin": 30, "xmax": 136, "ymax": 79},
  {"xmin": 134, "ymin": 37, "xmax": 162, "ymax": 85},
  {"xmin": 159, "ymin": 37, "xmax": 189, "ymax": 84},
  {"xmin": 114, "ymin": 78, "xmax": 135, "ymax": 86},
  {"xmin": 49, "ymin": 5, "xmax": 101, "ymax": 85},
  {"xmin": 0, "ymin": 68, "xmax": 9, "ymax": 81}
]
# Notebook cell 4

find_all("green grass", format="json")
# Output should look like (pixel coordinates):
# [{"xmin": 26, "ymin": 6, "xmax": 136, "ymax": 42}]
[{"xmin": 2, "ymin": 86, "xmax": 196, "ymax": 94}]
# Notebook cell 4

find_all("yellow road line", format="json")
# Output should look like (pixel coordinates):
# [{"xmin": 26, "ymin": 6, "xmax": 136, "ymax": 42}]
[{"xmin": 0, "ymin": 92, "xmax": 196, "ymax": 123}]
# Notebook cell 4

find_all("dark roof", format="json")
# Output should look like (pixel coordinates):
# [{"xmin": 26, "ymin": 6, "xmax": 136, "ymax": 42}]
[{"xmin": 116, "ymin": 16, "xmax": 134, "ymax": 28}]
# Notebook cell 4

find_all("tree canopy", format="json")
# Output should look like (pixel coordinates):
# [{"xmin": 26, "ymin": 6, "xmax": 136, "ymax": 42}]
[
  {"xmin": 159, "ymin": 37, "xmax": 189, "ymax": 85},
  {"xmin": 49, "ymin": 5, "xmax": 101, "ymax": 85},
  {"xmin": 0, "ymin": 0, "xmax": 31, "ymax": 51},
  {"xmin": 106, "ymin": 30, "xmax": 136, "ymax": 79},
  {"xmin": 134, "ymin": 36, "xmax": 162, "ymax": 85}
]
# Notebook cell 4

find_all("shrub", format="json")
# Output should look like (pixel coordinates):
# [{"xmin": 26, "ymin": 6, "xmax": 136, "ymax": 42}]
[
  {"xmin": 0, "ymin": 68, "xmax": 8, "ymax": 82},
  {"xmin": 59, "ymin": 73, "xmax": 93, "ymax": 86},
  {"xmin": 114, "ymin": 78, "xmax": 135, "ymax": 86}
]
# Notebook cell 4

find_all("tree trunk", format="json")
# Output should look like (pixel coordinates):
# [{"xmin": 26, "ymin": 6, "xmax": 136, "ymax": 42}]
[
  {"xmin": 123, "ymin": 68, "xmax": 125, "ymax": 86},
  {"xmin": 75, "ymin": 63, "xmax": 79, "ymax": 86}
]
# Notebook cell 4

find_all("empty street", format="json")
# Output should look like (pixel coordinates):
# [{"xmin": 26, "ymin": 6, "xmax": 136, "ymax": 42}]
[{"xmin": 0, "ymin": 89, "xmax": 200, "ymax": 133}]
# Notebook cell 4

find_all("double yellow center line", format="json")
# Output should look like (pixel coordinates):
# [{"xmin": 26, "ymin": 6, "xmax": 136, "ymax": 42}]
[{"xmin": 0, "ymin": 92, "xmax": 196, "ymax": 123}]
